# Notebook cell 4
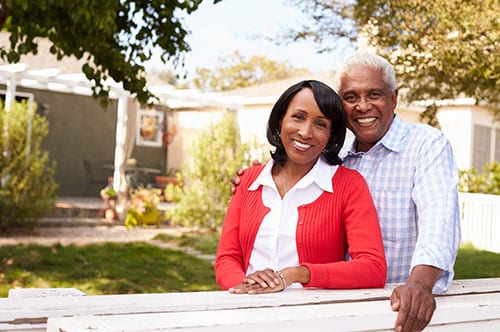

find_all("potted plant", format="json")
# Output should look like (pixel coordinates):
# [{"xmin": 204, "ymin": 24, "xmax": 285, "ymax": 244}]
[
  {"xmin": 100, "ymin": 178, "xmax": 117, "ymax": 220},
  {"xmin": 154, "ymin": 168, "xmax": 179, "ymax": 190},
  {"xmin": 124, "ymin": 187, "xmax": 165, "ymax": 228}
]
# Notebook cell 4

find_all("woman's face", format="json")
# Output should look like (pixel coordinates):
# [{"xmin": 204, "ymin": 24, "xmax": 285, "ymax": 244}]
[{"xmin": 280, "ymin": 88, "xmax": 331, "ymax": 169}]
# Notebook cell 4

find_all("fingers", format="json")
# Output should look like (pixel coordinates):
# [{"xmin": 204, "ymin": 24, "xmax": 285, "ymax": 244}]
[
  {"xmin": 245, "ymin": 268, "xmax": 280, "ymax": 289},
  {"xmin": 230, "ymin": 162, "xmax": 262, "ymax": 194},
  {"xmin": 391, "ymin": 285, "xmax": 436, "ymax": 332},
  {"xmin": 230, "ymin": 169, "xmax": 243, "ymax": 195},
  {"xmin": 229, "ymin": 268, "xmax": 283, "ymax": 295}
]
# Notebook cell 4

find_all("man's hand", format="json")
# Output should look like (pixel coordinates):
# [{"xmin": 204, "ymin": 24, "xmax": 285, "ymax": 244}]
[
  {"xmin": 230, "ymin": 169, "xmax": 244, "ymax": 195},
  {"xmin": 390, "ymin": 265, "xmax": 440, "ymax": 331},
  {"xmin": 230, "ymin": 160, "xmax": 262, "ymax": 194}
]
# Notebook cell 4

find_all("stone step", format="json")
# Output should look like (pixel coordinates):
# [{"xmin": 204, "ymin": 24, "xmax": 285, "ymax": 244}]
[
  {"xmin": 40, "ymin": 197, "xmax": 176, "ymax": 227},
  {"xmin": 45, "ymin": 197, "xmax": 106, "ymax": 219}
]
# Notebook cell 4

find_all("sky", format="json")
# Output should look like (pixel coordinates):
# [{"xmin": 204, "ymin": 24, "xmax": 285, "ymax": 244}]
[{"xmin": 144, "ymin": 0, "xmax": 355, "ymax": 78}]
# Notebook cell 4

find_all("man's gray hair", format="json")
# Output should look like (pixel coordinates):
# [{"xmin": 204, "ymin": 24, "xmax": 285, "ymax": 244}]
[{"xmin": 334, "ymin": 52, "xmax": 397, "ymax": 92}]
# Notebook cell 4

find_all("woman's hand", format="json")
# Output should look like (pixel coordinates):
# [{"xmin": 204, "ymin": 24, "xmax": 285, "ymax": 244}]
[{"xmin": 229, "ymin": 268, "xmax": 285, "ymax": 294}]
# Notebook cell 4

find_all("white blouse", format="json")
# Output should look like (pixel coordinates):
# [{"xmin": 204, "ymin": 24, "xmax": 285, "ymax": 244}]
[{"xmin": 246, "ymin": 156, "xmax": 338, "ymax": 287}]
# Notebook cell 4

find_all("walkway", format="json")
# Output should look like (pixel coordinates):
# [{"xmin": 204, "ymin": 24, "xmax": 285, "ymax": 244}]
[{"xmin": 0, "ymin": 197, "xmax": 216, "ymax": 261}]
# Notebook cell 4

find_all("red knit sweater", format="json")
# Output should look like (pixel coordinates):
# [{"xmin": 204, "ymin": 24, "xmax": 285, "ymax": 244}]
[{"xmin": 215, "ymin": 165, "xmax": 387, "ymax": 290}]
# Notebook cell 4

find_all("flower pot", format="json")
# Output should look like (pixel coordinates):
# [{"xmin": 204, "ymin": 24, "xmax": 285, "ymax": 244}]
[
  {"xmin": 154, "ymin": 175, "xmax": 178, "ymax": 188},
  {"xmin": 104, "ymin": 208, "xmax": 117, "ymax": 221}
]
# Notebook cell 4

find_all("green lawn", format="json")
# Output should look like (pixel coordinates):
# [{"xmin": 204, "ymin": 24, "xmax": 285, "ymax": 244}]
[
  {"xmin": 0, "ymin": 234, "xmax": 498, "ymax": 298},
  {"xmin": 153, "ymin": 231, "xmax": 220, "ymax": 255},
  {"xmin": 0, "ymin": 242, "xmax": 218, "ymax": 297},
  {"xmin": 454, "ymin": 243, "xmax": 500, "ymax": 279}
]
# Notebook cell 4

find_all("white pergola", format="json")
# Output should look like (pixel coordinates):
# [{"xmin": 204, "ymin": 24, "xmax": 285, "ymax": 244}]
[{"xmin": 0, "ymin": 63, "xmax": 243, "ymax": 198}]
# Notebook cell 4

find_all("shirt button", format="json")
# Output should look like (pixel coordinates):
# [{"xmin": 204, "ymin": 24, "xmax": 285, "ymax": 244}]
[{"xmin": 298, "ymin": 221, "xmax": 304, "ymax": 225}]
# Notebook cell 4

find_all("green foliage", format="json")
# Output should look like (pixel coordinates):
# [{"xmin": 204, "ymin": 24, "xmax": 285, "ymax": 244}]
[
  {"xmin": 124, "ymin": 187, "xmax": 165, "ymax": 228},
  {"xmin": 0, "ymin": 101, "xmax": 58, "ymax": 227},
  {"xmin": 454, "ymin": 243, "xmax": 500, "ymax": 279},
  {"xmin": 166, "ymin": 112, "xmax": 267, "ymax": 230},
  {"xmin": 459, "ymin": 162, "xmax": 500, "ymax": 195},
  {"xmin": 283, "ymin": 0, "xmax": 499, "ymax": 113},
  {"xmin": 0, "ymin": 242, "xmax": 218, "ymax": 296},
  {"xmin": 0, "ymin": 0, "xmax": 222, "ymax": 105},
  {"xmin": 418, "ymin": 104, "xmax": 441, "ymax": 129},
  {"xmin": 100, "ymin": 185, "xmax": 117, "ymax": 198},
  {"xmin": 163, "ymin": 181, "xmax": 183, "ymax": 202},
  {"xmin": 191, "ymin": 51, "xmax": 309, "ymax": 91}
]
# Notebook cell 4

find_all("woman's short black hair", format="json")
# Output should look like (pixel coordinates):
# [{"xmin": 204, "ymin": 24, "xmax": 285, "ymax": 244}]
[{"xmin": 266, "ymin": 79, "xmax": 346, "ymax": 166}]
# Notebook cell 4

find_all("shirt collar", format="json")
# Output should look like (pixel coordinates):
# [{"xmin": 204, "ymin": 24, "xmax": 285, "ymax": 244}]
[
  {"xmin": 249, "ymin": 156, "xmax": 335, "ymax": 193},
  {"xmin": 344, "ymin": 114, "xmax": 405, "ymax": 156}
]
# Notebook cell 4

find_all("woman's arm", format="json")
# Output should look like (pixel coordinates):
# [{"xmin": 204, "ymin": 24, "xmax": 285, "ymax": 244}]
[
  {"xmin": 303, "ymin": 170, "xmax": 387, "ymax": 289},
  {"xmin": 214, "ymin": 176, "xmax": 247, "ymax": 290}
]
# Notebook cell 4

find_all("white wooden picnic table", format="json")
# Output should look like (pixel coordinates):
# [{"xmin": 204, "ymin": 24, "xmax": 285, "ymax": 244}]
[{"xmin": 1, "ymin": 278, "xmax": 499, "ymax": 331}]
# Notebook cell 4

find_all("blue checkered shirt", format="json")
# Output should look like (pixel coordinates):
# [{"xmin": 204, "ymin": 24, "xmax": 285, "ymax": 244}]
[{"xmin": 342, "ymin": 115, "xmax": 461, "ymax": 292}]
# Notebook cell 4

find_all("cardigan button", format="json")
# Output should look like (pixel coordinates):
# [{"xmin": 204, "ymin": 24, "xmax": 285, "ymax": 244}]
[{"xmin": 298, "ymin": 221, "xmax": 304, "ymax": 225}]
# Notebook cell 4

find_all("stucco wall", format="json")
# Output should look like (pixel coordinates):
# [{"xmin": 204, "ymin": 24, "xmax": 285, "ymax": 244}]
[{"xmin": 6, "ymin": 86, "xmax": 164, "ymax": 197}]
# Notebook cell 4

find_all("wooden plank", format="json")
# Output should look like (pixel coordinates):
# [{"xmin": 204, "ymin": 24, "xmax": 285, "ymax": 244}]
[
  {"xmin": 1, "ymin": 278, "xmax": 499, "ymax": 331},
  {"xmin": 45, "ymin": 293, "xmax": 500, "ymax": 332},
  {"xmin": 7, "ymin": 288, "xmax": 86, "ymax": 299}
]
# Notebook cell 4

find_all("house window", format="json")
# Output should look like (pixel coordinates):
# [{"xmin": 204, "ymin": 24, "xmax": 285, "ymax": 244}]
[
  {"xmin": 472, "ymin": 125, "xmax": 491, "ymax": 170},
  {"xmin": 496, "ymin": 128, "xmax": 500, "ymax": 162},
  {"xmin": 472, "ymin": 124, "xmax": 498, "ymax": 171},
  {"xmin": 0, "ymin": 90, "xmax": 34, "ymax": 107}
]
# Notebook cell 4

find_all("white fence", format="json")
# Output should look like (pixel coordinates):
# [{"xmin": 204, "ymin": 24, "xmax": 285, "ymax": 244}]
[{"xmin": 459, "ymin": 192, "xmax": 500, "ymax": 253}]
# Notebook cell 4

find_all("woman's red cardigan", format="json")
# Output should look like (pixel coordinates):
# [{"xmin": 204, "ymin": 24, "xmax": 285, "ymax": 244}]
[{"xmin": 215, "ymin": 165, "xmax": 387, "ymax": 290}]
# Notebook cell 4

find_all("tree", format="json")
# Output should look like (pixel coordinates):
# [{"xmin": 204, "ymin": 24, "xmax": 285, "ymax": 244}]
[
  {"xmin": 190, "ymin": 51, "xmax": 309, "ymax": 91},
  {"xmin": 282, "ymin": 0, "xmax": 499, "ymax": 115},
  {"xmin": 0, "ymin": 0, "xmax": 220, "ymax": 105}
]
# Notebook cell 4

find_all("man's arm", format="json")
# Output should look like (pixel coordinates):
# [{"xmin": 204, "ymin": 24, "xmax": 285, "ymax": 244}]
[{"xmin": 390, "ymin": 265, "xmax": 440, "ymax": 332}]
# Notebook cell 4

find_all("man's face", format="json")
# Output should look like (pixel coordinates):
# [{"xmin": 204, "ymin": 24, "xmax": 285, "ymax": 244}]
[{"xmin": 338, "ymin": 65, "xmax": 398, "ymax": 152}]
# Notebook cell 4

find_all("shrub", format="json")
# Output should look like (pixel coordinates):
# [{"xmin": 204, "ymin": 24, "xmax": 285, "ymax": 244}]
[
  {"xmin": 166, "ymin": 112, "xmax": 267, "ymax": 230},
  {"xmin": 0, "ymin": 101, "xmax": 58, "ymax": 227},
  {"xmin": 163, "ymin": 181, "xmax": 183, "ymax": 202},
  {"xmin": 459, "ymin": 161, "xmax": 500, "ymax": 195}
]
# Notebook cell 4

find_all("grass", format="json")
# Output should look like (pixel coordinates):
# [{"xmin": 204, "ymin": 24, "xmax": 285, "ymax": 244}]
[
  {"xmin": 453, "ymin": 242, "xmax": 500, "ymax": 279},
  {"xmin": 153, "ymin": 231, "xmax": 220, "ymax": 255},
  {"xmin": 1, "ymin": 234, "xmax": 498, "ymax": 298},
  {"xmin": 0, "ymin": 241, "xmax": 218, "ymax": 297}
]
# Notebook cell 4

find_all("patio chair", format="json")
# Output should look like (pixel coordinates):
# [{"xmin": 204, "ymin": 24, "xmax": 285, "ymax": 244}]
[{"xmin": 83, "ymin": 159, "xmax": 108, "ymax": 196}]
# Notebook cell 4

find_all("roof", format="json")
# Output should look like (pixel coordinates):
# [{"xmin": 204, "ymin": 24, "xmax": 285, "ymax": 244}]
[
  {"xmin": 221, "ymin": 71, "xmax": 337, "ymax": 98},
  {"xmin": 0, "ymin": 33, "xmax": 87, "ymax": 74}
]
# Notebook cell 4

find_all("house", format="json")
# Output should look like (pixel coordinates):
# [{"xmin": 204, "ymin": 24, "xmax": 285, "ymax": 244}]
[
  {"xmin": 165, "ymin": 74, "xmax": 499, "ymax": 173},
  {"xmin": 1, "ymin": 31, "xmax": 498, "ymax": 197},
  {"xmin": 0, "ymin": 33, "xmax": 244, "ymax": 197}
]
